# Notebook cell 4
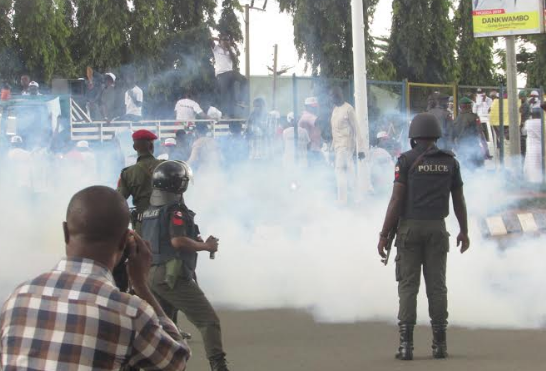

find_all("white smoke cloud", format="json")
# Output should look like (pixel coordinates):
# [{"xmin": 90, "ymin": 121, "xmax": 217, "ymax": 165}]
[{"xmin": 0, "ymin": 147, "xmax": 544, "ymax": 331}]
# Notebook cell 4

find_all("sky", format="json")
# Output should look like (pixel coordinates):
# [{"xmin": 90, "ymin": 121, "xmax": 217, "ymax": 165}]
[{"xmin": 235, "ymin": 0, "xmax": 393, "ymax": 77}]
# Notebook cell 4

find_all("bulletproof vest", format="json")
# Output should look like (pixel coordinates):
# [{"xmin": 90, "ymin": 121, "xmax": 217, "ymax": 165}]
[
  {"xmin": 402, "ymin": 147, "xmax": 457, "ymax": 220},
  {"xmin": 141, "ymin": 201, "xmax": 198, "ymax": 270}
]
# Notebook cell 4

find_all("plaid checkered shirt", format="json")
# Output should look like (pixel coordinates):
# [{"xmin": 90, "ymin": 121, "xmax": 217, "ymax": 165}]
[{"xmin": 0, "ymin": 257, "xmax": 190, "ymax": 370}]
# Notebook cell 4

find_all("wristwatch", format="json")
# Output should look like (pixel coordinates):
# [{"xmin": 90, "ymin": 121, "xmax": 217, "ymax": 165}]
[{"xmin": 379, "ymin": 231, "xmax": 388, "ymax": 239}]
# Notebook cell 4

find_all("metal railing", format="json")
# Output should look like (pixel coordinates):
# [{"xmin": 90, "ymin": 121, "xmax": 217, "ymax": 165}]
[{"xmin": 70, "ymin": 119, "xmax": 247, "ymax": 142}]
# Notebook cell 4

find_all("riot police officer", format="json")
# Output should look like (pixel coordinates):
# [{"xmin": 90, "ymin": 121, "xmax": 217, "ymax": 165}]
[
  {"xmin": 141, "ymin": 161, "xmax": 231, "ymax": 371},
  {"xmin": 377, "ymin": 113, "xmax": 470, "ymax": 361}
]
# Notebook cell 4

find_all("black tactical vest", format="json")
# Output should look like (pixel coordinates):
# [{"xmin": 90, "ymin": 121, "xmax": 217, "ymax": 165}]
[
  {"xmin": 141, "ymin": 202, "xmax": 198, "ymax": 271},
  {"xmin": 402, "ymin": 147, "xmax": 457, "ymax": 220}
]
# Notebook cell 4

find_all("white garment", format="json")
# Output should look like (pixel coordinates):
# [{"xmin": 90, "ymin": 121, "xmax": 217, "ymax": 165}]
[
  {"xmin": 331, "ymin": 102, "xmax": 365, "ymax": 153},
  {"xmin": 334, "ymin": 147, "xmax": 356, "ymax": 205},
  {"xmin": 473, "ymin": 94, "xmax": 492, "ymax": 118},
  {"xmin": 188, "ymin": 137, "xmax": 221, "ymax": 171},
  {"xmin": 175, "ymin": 99, "xmax": 204, "ymax": 121},
  {"xmin": 369, "ymin": 147, "xmax": 395, "ymax": 192},
  {"xmin": 523, "ymin": 118, "xmax": 543, "ymax": 183},
  {"xmin": 207, "ymin": 106, "xmax": 223, "ymax": 121},
  {"xmin": 282, "ymin": 127, "xmax": 310, "ymax": 168},
  {"xmin": 7, "ymin": 148, "xmax": 32, "ymax": 188},
  {"xmin": 125, "ymin": 86, "xmax": 143, "ymax": 116},
  {"xmin": 529, "ymin": 99, "xmax": 542, "ymax": 110},
  {"xmin": 213, "ymin": 45, "xmax": 234, "ymax": 75}
]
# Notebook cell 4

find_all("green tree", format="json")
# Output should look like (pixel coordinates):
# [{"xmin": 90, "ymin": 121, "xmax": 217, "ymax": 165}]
[
  {"xmin": 387, "ymin": 0, "xmax": 432, "ymax": 82},
  {"xmin": 12, "ymin": 0, "xmax": 75, "ymax": 82},
  {"xmin": 523, "ymin": 35, "xmax": 546, "ymax": 88},
  {"xmin": 146, "ymin": 0, "xmax": 218, "ymax": 116},
  {"xmin": 128, "ymin": 0, "xmax": 169, "ymax": 79},
  {"xmin": 453, "ymin": 0, "xmax": 495, "ymax": 85},
  {"xmin": 72, "ymin": 0, "xmax": 130, "ymax": 73},
  {"xmin": 278, "ymin": 0, "xmax": 381, "ymax": 79},
  {"xmin": 426, "ymin": 0, "xmax": 456, "ymax": 83},
  {"xmin": 0, "ymin": 0, "xmax": 20, "ymax": 85},
  {"xmin": 218, "ymin": 0, "xmax": 243, "ymax": 42}
]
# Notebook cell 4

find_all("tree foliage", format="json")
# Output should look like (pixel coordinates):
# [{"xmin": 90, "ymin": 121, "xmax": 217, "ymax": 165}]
[
  {"xmin": 453, "ymin": 0, "xmax": 495, "ymax": 86},
  {"xmin": 72, "ymin": 0, "xmax": 130, "ymax": 73},
  {"xmin": 128, "ymin": 0, "xmax": 169, "ymax": 79},
  {"xmin": 278, "ymin": 0, "xmax": 383, "ymax": 79},
  {"xmin": 427, "ymin": 0, "xmax": 456, "ymax": 83},
  {"xmin": 0, "ymin": 0, "xmax": 20, "ymax": 85},
  {"xmin": 522, "ymin": 35, "xmax": 546, "ymax": 88},
  {"xmin": 12, "ymin": 0, "xmax": 75, "ymax": 83},
  {"xmin": 387, "ymin": 0, "xmax": 456, "ymax": 83},
  {"xmin": 0, "ymin": 0, "xmax": 241, "ymax": 109},
  {"xmin": 387, "ymin": 0, "xmax": 431, "ymax": 82}
]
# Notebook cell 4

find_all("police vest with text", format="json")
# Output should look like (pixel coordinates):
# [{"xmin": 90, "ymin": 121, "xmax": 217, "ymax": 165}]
[
  {"xmin": 141, "ymin": 202, "xmax": 199, "ymax": 271},
  {"xmin": 403, "ymin": 148, "xmax": 458, "ymax": 220}
]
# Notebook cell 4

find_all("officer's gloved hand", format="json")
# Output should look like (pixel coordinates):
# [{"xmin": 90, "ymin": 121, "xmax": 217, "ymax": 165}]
[{"xmin": 357, "ymin": 152, "xmax": 365, "ymax": 160}]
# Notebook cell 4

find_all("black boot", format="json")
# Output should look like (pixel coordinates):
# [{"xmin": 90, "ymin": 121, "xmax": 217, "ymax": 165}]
[
  {"xmin": 395, "ymin": 324, "xmax": 414, "ymax": 361},
  {"xmin": 209, "ymin": 354, "xmax": 230, "ymax": 371},
  {"xmin": 432, "ymin": 324, "xmax": 448, "ymax": 359}
]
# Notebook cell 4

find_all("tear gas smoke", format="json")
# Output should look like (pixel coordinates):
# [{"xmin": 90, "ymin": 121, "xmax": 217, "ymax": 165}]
[{"xmin": 0, "ymin": 142, "xmax": 544, "ymax": 330}]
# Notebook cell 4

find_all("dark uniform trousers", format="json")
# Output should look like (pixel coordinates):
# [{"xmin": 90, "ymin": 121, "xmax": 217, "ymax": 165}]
[
  {"xmin": 148, "ymin": 264, "xmax": 224, "ymax": 359},
  {"xmin": 395, "ymin": 219, "xmax": 449, "ymax": 326}
]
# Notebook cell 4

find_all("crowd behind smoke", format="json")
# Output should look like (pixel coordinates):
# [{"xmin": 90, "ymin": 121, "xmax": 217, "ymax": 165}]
[{"xmin": 0, "ymin": 101, "xmax": 545, "ymax": 329}]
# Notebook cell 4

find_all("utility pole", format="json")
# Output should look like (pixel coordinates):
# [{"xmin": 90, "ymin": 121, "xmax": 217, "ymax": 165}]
[
  {"xmin": 243, "ymin": 2, "xmax": 267, "ymax": 107},
  {"xmin": 505, "ymin": 35, "xmax": 521, "ymax": 168},
  {"xmin": 244, "ymin": 5, "xmax": 250, "ymax": 82},
  {"xmin": 350, "ymin": 0, "xmax": 372, "ymax": 193},
  {"xmin": 272, "ymin": 44, "xmax": 278, "ymax": 110}
]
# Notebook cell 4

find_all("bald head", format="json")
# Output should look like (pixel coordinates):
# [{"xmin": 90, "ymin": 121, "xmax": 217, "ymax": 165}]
[{"xmin": 65, "ymin": 186, "xmax": 130, "ymax": 245}]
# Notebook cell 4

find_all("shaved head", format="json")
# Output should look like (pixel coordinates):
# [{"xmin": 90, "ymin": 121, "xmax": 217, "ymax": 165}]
[{"xmin": 66, "ymin": 186, "xmax": 130, "ymax": 244}]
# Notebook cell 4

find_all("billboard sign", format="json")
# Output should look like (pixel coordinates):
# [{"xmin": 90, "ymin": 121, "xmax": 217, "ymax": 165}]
[{"xmin": 472, "ymin": 0, "xmax": 545, "ymax": 37}]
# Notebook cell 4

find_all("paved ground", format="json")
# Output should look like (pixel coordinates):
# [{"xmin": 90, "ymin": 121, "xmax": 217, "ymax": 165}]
[{"xmin": 181, "ymin": 309, "xmax": 545, "ymax": 371}]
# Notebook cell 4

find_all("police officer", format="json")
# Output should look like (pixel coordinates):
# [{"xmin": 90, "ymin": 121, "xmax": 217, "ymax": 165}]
[
  {"xmin": 427, "ymin": 94, "xmax": 453, "ymax": 151},
  {"xmin": 377, "ymin": 113, "xmax": 470, "ymax": 361},
  {"xmin": 116, "ymin": 129, "xmax": 162, "ymax": 291},
  {"xmin": 117, "ymin": 129, "xmax": 163, "ymax": 233},
  {"xmin": 141, "ymin": 161, "xmax": 231, "ymax": 371},
  {"xmin": 451, "ymin": 97, "xmax": 490, "ymax": 169}
]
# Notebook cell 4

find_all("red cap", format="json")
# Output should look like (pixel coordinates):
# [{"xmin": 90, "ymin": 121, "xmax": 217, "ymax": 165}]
[{"xmin": 132, "ymin": 129, "xmax": 158, "ymax": 141}]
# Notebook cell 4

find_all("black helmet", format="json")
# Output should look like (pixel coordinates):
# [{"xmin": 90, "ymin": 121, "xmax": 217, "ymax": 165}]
[
  {"xmin": 152, "ymin": 161, "xmax": 193, "ymax": 194},
  {"xmin": 408, "ymin": 113, "xmax": 442, "ymax": 139}
]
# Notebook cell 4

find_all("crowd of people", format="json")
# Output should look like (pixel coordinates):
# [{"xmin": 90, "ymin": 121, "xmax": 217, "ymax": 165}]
[
  {"xmin": 2, "ymin": 66, "xmax": 546, "ymax": 205},
  {"xmin": 425, "ymin": 88, "xmax": 546, "ymax": 183}
]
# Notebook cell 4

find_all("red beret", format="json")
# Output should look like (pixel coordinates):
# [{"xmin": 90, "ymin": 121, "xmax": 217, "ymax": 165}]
[{"xmin": 132, "ymin": 129, "xmax": 158, "ymax": 141}]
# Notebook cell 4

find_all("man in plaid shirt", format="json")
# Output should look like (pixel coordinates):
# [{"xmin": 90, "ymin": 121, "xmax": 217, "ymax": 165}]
[{"xmin": 0, "ymin": 186, "xmax": 190, "ymax": 370}]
